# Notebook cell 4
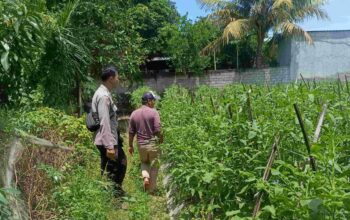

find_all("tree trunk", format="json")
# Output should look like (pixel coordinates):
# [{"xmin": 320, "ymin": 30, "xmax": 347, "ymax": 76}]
[{"xmin": 255, "ymin": 31, "xmax": 265, "ymax": 69}]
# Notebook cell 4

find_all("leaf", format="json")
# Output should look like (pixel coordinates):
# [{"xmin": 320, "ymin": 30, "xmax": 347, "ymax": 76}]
[
  {"xmin": 308, "ymin": 94, "xmax": 314, "ymax": 102},
  {"xmin": 271, "ymin": 169, "xmax": 281, "ymax": 176},
  {"xmin": 245, "ymin": 177, "xmax": 256, "ymax": 183},
  {"xmin": 343, "ymin": 197, "xmax": 350, "ymax": 211},
  {"xmin": 334, "ymin": 163, "xmax": 342, "ymax": 173},
  {"xmin": 274, "ymin": 186, "xmax": 283, "ymax": 195},
  {"xmin": 0, "ymin": 193, "xmax": 8, "ymax": 204},
  {"xmin": 309, "ymin": 198, "xmax": 322, "ymax": 212},
  {"xmin": 311, "ymin": 143, "xmax": 322, "ymax": 153},
  {"xmin": 262, "ymin": 205, "xmax": 276, "ymax": 217},
  {"xmin": 237, "ymin": 185, "xmax": 249, "ymax": 195},
  {"xmin": 1, "ymin": 51, "xmax": 10, "ymax": 71},
  {"xmin": 300, "ymin": 199, "xmax": 311, "ymax": 207},
  {"xmin": 186, "ymin": 175, "xmax": 191, "ymax": 184},
  {"xmin": 240, "ymin": 139, "xmax": 247, "ymax": 145},
  {"xmin": 225, "ymin": 210, "xmax": 240, "ymax": 216},
  {"xmin": 29, "ymin": 21, "xmax": 39, "ymax": 30},
  {"xmin": 203, "ymin": 172, "xmax": 214, "ymax": 183},
  {"xmin": 248, "ymin": 131, "xmax": 257, "ymax": 139},
  {"xmin": 1, "ymin": 41, "xmax": 10, "ymax": 51},
  {"xmin": 14, "ymin": 21, "xmax": 21, "ymax": 34}
]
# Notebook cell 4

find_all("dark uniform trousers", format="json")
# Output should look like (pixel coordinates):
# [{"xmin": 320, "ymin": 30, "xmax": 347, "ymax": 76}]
[{"xmin": 96, "ymin": 132, "xmax": 127, "ymax": 192}]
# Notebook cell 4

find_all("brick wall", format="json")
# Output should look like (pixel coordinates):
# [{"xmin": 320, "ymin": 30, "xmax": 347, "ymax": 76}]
[{"xmin": 117, "ymin": 67, "xmax": 290, "ymax": 93}]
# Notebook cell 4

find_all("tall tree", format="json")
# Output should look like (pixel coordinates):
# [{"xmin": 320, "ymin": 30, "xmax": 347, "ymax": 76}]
[
  {"xmin": 159, "ymin": 17, "xmax": 218, "ymax": 74},
  {"xmin": 0, "ymin": 0, "xmax": 89, "ymax": 108},
  {"xmin": 130, "ymin": 0, "xmax": 179, "ymax": 55},
  {"xmin": 198, "ymin": 0, "xmax": 328, "ymax": 68}
]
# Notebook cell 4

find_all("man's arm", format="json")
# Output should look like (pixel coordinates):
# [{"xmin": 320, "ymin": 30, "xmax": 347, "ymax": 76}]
[
  {"xmin": 154, "ymin": 131, "xmax": 163, "ymax": 144},
  {"xmin": 153, "ymin": 111, "xmax": 163, "ymax": 144},
  {"xmin": 97, "ymin": 96, "xmax": 117, "ymax": 159},
  {"xmin": 128, "ymin": 132, "xmax": 135, "ymax": 155},
  {"xmin": 128, "ymin": 116, "xmax": 136, "ymax": 155}
]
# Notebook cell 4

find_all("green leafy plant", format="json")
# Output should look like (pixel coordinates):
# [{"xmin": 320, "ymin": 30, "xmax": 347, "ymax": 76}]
[
  {"xmin": 0, "ymin": 188, "xmax": 12, "ymax": 219},
  {"xmin": 160, "ymin": 82, "xmax": 350, "ymax": 219}
]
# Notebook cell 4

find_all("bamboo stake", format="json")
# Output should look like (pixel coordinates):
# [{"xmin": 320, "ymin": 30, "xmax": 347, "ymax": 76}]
[
  {"xmin": 210, "ymin": 96, "xmax": 216, "ymax": 115},
  {"xmin": 337, "ymin": 77, "xmax": 342, "ymax": 99},
  {"xmin": 252, "ymin": 136, "xmax": 280, "ymax": 218},
  {"xmin": 228, "ymin": 104, "xmax": 233, "ymax": 119},
  {"xmin": 266, "ymin": 83, "xmax": 271, "ymax": 93},
  {"xmin": 313, "ymin": 104, "xmax": 327, "ymax": 144},
  {"xmin": 15, "ymin": 129, "xmax": 71, "ymax": 151},
  {"xmin": 300, "ymin": 74, "xmax": 310, "ymax": 90},
  {"xmin": 293, "ymin": 104, "xmax": 316, "ymax": 171},
  {"xmin": 190, "ymin": 90, "xmax": 195, "ymax": 104},
  {"xmin": 313, "ymin": 78, "xmax": 317, "ymax": 89},
  {"xmin": 345, "ymin": 75, "xmax": 350, "ymax": 96},
  {"xmin": 337, "ymin": 74, "xmax": 343, "ymax": 91},
  {"xmin": 247, "ymin": 92, "xmax": 253, "ymax": 122},
  {"xmin": 241, "ymin": 83, "xmax": 247, "ymax": 91}
]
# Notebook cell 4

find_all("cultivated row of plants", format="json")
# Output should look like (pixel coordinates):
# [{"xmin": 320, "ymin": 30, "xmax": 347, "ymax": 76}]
[{"xmin": 159, "ymin": 82, "xmax": 350, "ymax": 219}]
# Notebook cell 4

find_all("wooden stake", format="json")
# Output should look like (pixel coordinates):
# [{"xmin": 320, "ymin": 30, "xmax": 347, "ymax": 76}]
[
  {"xmin": 247, "ymin": 92, "xmax": 253, "ymax": 122},
  {"xmin": 210, "ymin": 96, "xmax": 216, "ymax": 115},
  {"xmin": 337, "ymin": 74, "xmax": 343, "ymax": 91},
  {"xmin": 300, "ymin": 74, "xmax": 310, "ymax": 90},
  {"xmin": 337, "ymin": 77, "xmax": 342, "ymax": 99},
  {"xmin": 345, "ymin": 75, "xmax": 350, "ymax": 96},
  {"xmin": 15, "ymin": 129, "xmax": 71, "ymax": 151},
  {"xmin": 252, "ymin": 136, "xmax": 280, "ymax": 218},
  {"xmin": 313, "ymin": 104, "xmax": 327, "ymax": 144},
  {"xmin": 293, "ymin": 104, "xmax": 316, "ymax": 171},
  {"xmin": 313, "ymin": 78, "xmax": 317, "ymax": 89},
  {"xmin": 228, "ymin": 104, "xmax": 233, "ymax": 119}
]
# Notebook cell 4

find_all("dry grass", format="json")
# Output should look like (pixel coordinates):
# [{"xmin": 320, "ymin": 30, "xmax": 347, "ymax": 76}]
[{"xmin": 15, "ymin": 136, "xmax": 72, "ymax": 219}]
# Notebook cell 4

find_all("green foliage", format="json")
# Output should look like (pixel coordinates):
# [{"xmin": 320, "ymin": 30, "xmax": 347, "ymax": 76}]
[
  {"xmin": 130, "ymin": 0, "xmax": 179, "ymax": 54},
  {"xmin": 0, "ymin": 0, "xmax": 91, "ymax": 109},
  {"xmin": 215, "ymin": 35, "xmax": 273, "ymax": 69},
  {"xmin": 200, "ymin": 0, "xmax": 327, "ymax": 68},
  {"xmin": 9, "ymin": 107, "xmax": 115, "ymax": 219},
  {"xmin": 52, "ymin": 166, "xmax": 112, "ymax": 220},
  {"xmin": 0, "ymin": 188, "xmax": 12, "ymax": 219},
  {"xmin": 18, "ymin": 85, "xmax": 45, "ymax": 110},
  {"xmin": 0, "ymin": 0, "xmax": 47, "ymax": 102},
  {"xmin": 34, "ymin": 0, "xmax": 91, "ymax": 108},
  {"xmin": 130, "ymin": 86, "xmax": 152, "ymax": 108},
  {"xmin": 160, "ymin": 82, "xmax": 350, "ymax": 219},
  {"xmin": 70, "ymin": 0, "xmax": 146, "ymax": 82},
  {"xmin": 0, "ymin": 188, "xmax": 20, "ymax": 219},
  {"xmin": 160, "ymin": 17, "xmax": 218, "ymax": 74}
]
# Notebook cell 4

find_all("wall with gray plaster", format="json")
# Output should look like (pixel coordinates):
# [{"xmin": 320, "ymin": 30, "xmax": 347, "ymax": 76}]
[
  {"xmin": 279, "ymin": 30, "xmax": 350, "ymax": 79},
  {"xmin": 116, "ymin": 67, "xmax": 290, "ymax": 94}
]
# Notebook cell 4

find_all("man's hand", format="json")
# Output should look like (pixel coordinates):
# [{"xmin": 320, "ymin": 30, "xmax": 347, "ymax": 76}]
[
  {"xmin": 128, "ymin": 146, "xmax": 134, "ymax": 155},
  {"xmin": 129, "ymin": 133, "xmax": 135, "ymax": 156},
  {"xmin": 106, "ymin": 148, "xmax": 117, "ymax": 160}
]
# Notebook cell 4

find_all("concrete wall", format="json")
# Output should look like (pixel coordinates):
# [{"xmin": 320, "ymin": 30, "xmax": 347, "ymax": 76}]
[
  {"xmin": 279, "ymin": 30, "xmax": 350, "ymax": 79},
  {"xmin": 116, "ymin": 67, "xmax": 290, "ymax": 93}
]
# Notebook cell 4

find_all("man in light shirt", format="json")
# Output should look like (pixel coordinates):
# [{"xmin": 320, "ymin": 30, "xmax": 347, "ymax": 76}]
[
  {"xmin": 128, "ymin": 91, "xmax": 163, "ymax": 194},
  {"xmin": 92, "ymin": 65, "xmax": 126, "ymax": 195}
]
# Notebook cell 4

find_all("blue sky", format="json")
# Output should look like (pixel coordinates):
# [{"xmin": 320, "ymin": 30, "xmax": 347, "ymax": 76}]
[{"xmin": 173, "ymin": 0, "xmax": 350, "ymax": 31}]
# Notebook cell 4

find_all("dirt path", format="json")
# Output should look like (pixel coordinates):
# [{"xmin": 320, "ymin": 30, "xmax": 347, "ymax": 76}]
[{"xmin": 109, "ymin": 135, "xmax": 169, "ymax": 220}]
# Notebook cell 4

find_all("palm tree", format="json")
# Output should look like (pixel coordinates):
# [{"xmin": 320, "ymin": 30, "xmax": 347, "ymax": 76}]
[{"xmin": 198, "ymin": 0, "xmax": 328, "ymax": 68}]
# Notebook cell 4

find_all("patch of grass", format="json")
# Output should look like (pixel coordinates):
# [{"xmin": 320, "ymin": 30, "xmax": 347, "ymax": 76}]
[{"xmin": 109, "ymin": 136, "xmax": 169, "ymax": 220}]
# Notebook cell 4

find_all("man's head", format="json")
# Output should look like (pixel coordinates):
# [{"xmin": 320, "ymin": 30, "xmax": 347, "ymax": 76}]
[
  {"xmin": 101, "ymin": 65, "xmax": 119, "ymax": 89},
  {"xmin": 142, "ymin": 91, "xmax": 160, "ymax": 108}
]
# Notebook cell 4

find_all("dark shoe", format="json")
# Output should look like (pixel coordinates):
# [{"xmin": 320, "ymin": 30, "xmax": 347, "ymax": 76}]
[{"xmin": 114, "ymin": 185, "xmax": 125, "ymax": 197}]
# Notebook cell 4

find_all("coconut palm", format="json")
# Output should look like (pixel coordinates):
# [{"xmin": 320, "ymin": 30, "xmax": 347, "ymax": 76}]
[{"xmin": 198, "ymin": 0, "xmax": 328, "ymax": 68}]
